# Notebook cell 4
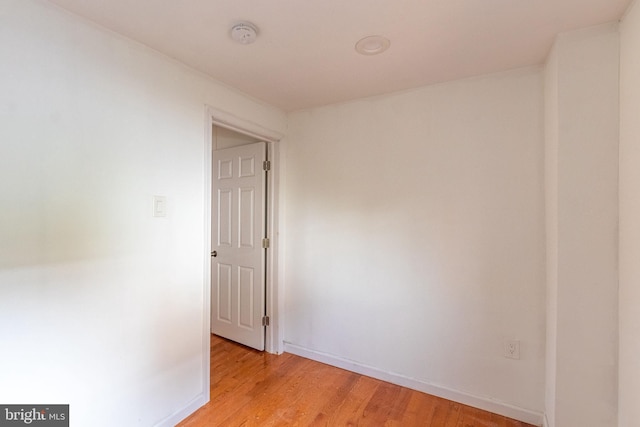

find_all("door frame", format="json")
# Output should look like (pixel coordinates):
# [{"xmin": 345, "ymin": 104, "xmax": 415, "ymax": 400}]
[{"xmin": 202, "ymin": 106, "xmax": 284, "ymax": 361}]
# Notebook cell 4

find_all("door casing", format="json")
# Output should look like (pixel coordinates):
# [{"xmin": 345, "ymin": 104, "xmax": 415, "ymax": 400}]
[{"xmin": 203, "ymin": 106, "xmax": 284, "ymax": 367}]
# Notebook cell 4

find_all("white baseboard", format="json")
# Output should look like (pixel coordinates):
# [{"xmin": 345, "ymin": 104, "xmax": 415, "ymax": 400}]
[
  {"xmin": 154, "ymin": 393, "xmax": 208, "ymax": 427},
  {"xmin": 284, "ymin": 342, "xmax": 544, "ymax": 427},
  {"xmin": 543, "ymin": 413, "xmax": 550, "ymax": 427}
]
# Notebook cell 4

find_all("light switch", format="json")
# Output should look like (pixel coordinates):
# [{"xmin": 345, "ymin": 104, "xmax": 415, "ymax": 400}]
[{"xmin": 153, "ymin": 195, "xmax": 167, "ymax": 217}]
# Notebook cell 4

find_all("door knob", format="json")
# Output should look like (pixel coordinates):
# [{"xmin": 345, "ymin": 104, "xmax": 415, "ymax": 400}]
[{"xmin": 211, "ymin": 251, "xmax": 217, "ymax": 257}]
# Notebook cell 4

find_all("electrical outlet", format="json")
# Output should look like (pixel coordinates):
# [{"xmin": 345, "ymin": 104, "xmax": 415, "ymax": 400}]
[{"xmin": 504, "ymin": 339, "xmax": 520, "ymax": 360}]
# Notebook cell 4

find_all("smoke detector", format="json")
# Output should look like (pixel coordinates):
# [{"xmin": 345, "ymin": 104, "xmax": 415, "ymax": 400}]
[{"xmin": 230, "ymin": 22, "xmax": 259, "ymax": 44}]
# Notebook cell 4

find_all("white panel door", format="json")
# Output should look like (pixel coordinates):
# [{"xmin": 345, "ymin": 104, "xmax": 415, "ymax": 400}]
[{"xmin": 211, "ymin": 141, "xmax": 266, "ymax": 350}]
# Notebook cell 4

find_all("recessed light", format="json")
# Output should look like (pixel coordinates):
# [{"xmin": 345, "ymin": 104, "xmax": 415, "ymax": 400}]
[
  {"xmin": 230, "ymin": 22, "xmax": 259, "ymax": 44},
  {"xmin": 355, "ymin": 35, "xmax": 390, "ymax": 55}
]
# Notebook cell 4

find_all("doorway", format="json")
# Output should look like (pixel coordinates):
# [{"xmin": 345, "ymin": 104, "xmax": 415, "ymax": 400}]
[
  {"xmin": 207, "ymin": 121, "xmax": 282, "ymax": 354},
  {"xmin": 211, "ymin": 127, "xmax": 267, "ymax": 350}
]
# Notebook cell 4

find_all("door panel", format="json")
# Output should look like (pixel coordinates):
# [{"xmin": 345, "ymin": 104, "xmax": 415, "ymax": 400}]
[
  {"xmin": 211, "ymin": 141, "xmax": 266, "ymax": 351},
  {"xmin": 218, "ymin": 189, "xmax": 232, "ymax": 246},
  {"xmin": 239, "ymin": 188, "xmax": 255, "ymax": 248},
  {"xmin": 217, "ymin": 263, "xmax": 232, "ymax": 323},
  {"xmin": 238, "ymin": 266, "xmax": 255, "ymax": 329}
]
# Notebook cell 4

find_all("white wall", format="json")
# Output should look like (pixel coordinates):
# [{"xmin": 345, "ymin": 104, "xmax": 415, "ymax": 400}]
[
  {"xmin": 619, "ymin": 1, "xmax": 640, "ymax": 425},
  {"xmin": 0, "ymin": 1, "xmax": 285, "ymax": 426},
  {"xmin": 544, "ymin": 24, "xmax": 619, "ymax": 427},
  {"xmin": 213, "ymin": 126, "xmax": 260, "ymax": 150},
  {"xmin": 284, "ymin": 68, "xmax": 546, "ymax": 422}
]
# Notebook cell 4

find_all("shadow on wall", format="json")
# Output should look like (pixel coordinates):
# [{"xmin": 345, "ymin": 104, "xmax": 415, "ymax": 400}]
[{"xmin": 0, "ymin": 142, "xmax": 158, "ymax": 269}]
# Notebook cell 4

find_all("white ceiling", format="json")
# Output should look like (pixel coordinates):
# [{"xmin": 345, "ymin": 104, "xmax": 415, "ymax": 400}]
[{"xmin": 47, "ymin": 0, "xmax": 631, "ymax": 112}]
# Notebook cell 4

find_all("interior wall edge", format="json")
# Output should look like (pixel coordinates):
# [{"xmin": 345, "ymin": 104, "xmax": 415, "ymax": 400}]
[{"xmin": 153, "ymin": 393, "xmax": 209, "ymax": 427}]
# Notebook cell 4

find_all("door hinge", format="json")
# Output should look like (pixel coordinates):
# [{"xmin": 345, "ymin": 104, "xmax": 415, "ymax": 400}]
[
  {"xmin": 263, "ymin": 160, "xmax": 271, "ymax": 171},
  {"xmin": 262, "ymin": 238, "xmax": 270, "ymax": 249},
  {"xmin": 262, "ymin": 316, "xmax": 270, "ymax": 327}
]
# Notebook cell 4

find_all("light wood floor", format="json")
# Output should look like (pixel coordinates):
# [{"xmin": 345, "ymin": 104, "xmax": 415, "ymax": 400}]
[{"xmin": 177, "ymin": 334, "xmax": 537, "ymax": 427}]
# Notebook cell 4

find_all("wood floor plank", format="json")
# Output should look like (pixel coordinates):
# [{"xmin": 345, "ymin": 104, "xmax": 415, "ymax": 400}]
[
  {"xmin": 458, "ymin": 405, "xmax": 493, "ymax": 427},
  {"xmin": 279, "ymin": 365, "xmax": 357, "ymax": 425},
  {"xmin": 318, "ymin": 375, "xmax": 383, "ymax": 426},
  {"xmin": 402, "ymin": 390, "xmax": 438, "ymax": 425},
  {"xmin": 430, "ymin": 400, "xmax": 462, "ymax": 427},
  {"xmin": 307, "ymin": 372, "xmax": 360, "ymax": 426},
  {"xmin": 361, "ymin": 381, "xmax": 403, "ymax": 425},
  {"xmin": 177, "ymin": 335, "xmax": 538, "ymax": 427}
]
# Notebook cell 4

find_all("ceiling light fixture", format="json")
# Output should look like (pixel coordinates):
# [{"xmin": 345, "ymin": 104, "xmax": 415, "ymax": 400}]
[
  {"xmin": 230, "ymin": 22, "xmax": 259, "ymax": 44},
  {"xmin": 355, "ymin": 35, "xmax": 390, "ymax": 56}
]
